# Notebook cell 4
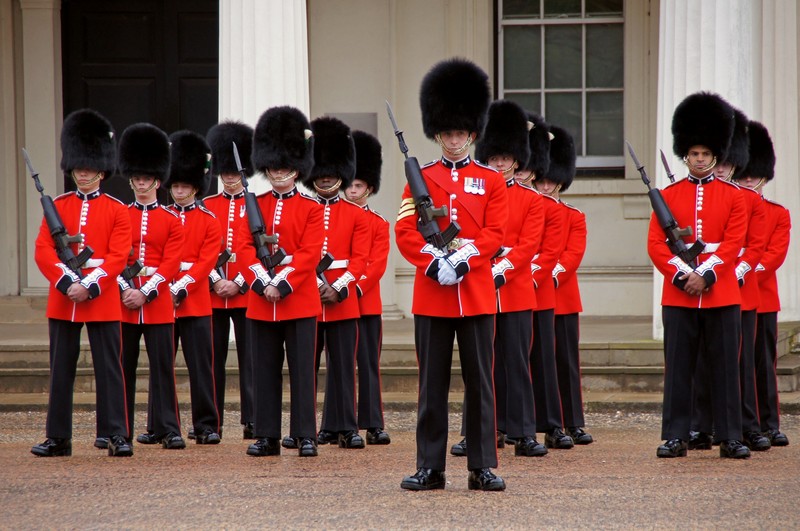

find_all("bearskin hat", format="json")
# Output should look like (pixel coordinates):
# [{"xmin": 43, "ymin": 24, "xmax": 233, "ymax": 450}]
[
  {"xmin": 206, "ymin": 121, "xmax": 254, "ymax": 177},
  {"xmin": 742, "ymin": 120, "xmax": 775, "ymax": 181},
  {"xmin": 545, "ymin": 125, "xmax": 577, "ymax": 192},
  {"xmin": 521, "ymin": 112, "xmax": 551, "ymax": 178},
  {"xmin": 164, "ymin": 130, "xmax": 212, "ymax": 196},
  {"xmin": 305, "ymin": 116, "xmax": 356, "ymax": 188},
  {"xmin": 419, "ymin": 58, "xmax": 491, "ymax": 140},
  {"xmin": 60, "ymin": 108, "xmax": 116, "ymax": 177},
  {"xmin": 474, "ymin": 100, "xmax": 532, "ymax": 167},
  {"xmin": 117, "ymin": 123, "xmax": 170, "ymax": 181},
  {"xmin": 352, "ymin": 130, "xmax": 383, "ymax": 195},
  {"xmin": 671, "ymin": 91, "xmax": 735, "ymax": 159},
  {"xmin": 723, "ymin": 108, "xmax": 750, "ymax": 179},
  {"xmin": 252, "ymin": 106, "xmax": 315, "ymax": 182}
]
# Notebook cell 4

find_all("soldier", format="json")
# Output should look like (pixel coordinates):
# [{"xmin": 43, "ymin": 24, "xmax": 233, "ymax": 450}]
[
  {"xmin": 396, "ymin": 58, "xmax": 508, "ymax": 491},
  {"xmin": 204, "ymin": 121, "xmax": 256, "ymax": 440},
  {"xmin": 165, "ymin": 130, "xmax": 222, "ymax": 445},
  {"xmin": 547, "ymin": 126, "xmax": 593, "ymax": 445},
  {"xmin": 116, "ymin": 123, "xmax": 186, "ymax": 450},
  {"xmin": 735, "ymin": 120, "xmax": 791, "ymax": 447},
  {"xmin": 649, "ymin": 92, "xmax": 750, "ymax": 459},
  {"xmin": 32, "ymin": 109, "xmax": 133, "ymax": 457},
  {"xmin": 529, "ymin": 126, "xmax": 573, "ymax": 450},
  {"xmin": 239, "ymin": 106, "xmax": 323, "ymax": 458},
  {"xmin": 344, "ymin": 130, "xmax": 392, "ymax": 445},
  {"xmin": 308, "ymin": 116, "xmax": 370, "ymax": 449},
  {"xmin": 690, "ymin": 110, "xmax": 771, "ymax": 452}
]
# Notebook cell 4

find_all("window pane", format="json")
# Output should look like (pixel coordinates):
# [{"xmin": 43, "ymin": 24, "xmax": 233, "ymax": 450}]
[
  {"xmin": 586, "ymin": 0, "xmax": 623, "ymax": 17},
  {"xmin": 545, "ymin": 92, "xmax": 582, "ymax": 154},
  {"xmin": 544, "ymin": 0, "xmax": 580, "ymax": 18},
  {"xmin": 506, "ymin": 92, "xmax": 541, "ymax": 115},
  {"xmin": 503, "ymin": 26, "xmax": 541, "ymax": 89},
  {"xmin": 586, "ymin": 24, "xmax": 623, "ymax": 87},
  {"xmin": 503, "ymin": 0, "xmax": 540, "ymax": 18},
  {"xmin": 587, "ymin": 91, "xmax": 623, "ymax": 156},
  {"xmin": 545, "ymin": 25, "xmax": 581, "ymax": 89}
]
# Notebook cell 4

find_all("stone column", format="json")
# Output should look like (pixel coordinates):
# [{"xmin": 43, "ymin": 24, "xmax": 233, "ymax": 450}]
[
  {"xmin": 653, "ymin": 0, "xmax": 758, "ymax": 338},
  {"xmin": 219, "ymin": 0, "xmax": 310, "ymax": 195},
  {"xmin": 20, "ymin": 0, "xmax": 62, "ymax": 293}
]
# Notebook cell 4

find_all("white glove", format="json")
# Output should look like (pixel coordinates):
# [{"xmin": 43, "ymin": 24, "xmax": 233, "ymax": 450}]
[{"xmin": 437, "ymin": 258, "xmax": 459, "ymax": 286}]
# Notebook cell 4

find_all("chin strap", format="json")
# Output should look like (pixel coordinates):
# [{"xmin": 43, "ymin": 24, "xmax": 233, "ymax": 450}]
[
  {"xmin": 266, "ymin": 169, "xmax": 297, "ymax": 185},
  {"xmin": 72, "ymin": 170, "xmax": 104, "ymax": 187},
  {"xmin": 435, "ymin": 134, "xmax": 473, "ymax": 157},
  {"xmin": 683, "ymin": 155, "xmax": 717, "ymax": 174},
  {"xmin": 129, "ymin": 178, "xmax": 159, "ymax": 193},
  {"xmin": 314, "ymin": 178, "xmax": 342, "ymax": 195}
]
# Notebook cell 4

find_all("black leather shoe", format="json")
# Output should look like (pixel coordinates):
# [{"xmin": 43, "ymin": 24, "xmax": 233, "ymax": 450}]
[
  {"xmin": 763, "ymin": 428, "xmax": 789, "ymax": 447},
  {"xmin": 743, "ymin": 431, "xmax": 771, "ymax": 451},
  {"xmin": 136, "ymin": 432, "xmax": 159, "ymax": 445},
  {"xmin": 657, "ymin": 438, "xmax": 688, "ymax": 458},
  {"xmin": 187, "ymin": 428, "xmax": 195, "ymax": 440},
  {"xmin": 338, "ymin": 431, "xmax": 365, "ymax": 449},
  {"xmin": 108, "ymin": 435, "xmax": 133, "ymax": 457},
  {"xmin": 720, "ymin": 440, "xmax": 751, "ymax": 459},
  {"xmin": 94, "ymin": 437, "xmax": 109, "ymax": 449},
  {"xmin": 450, "ymin": 438, "xmax": 467, "ymax": 456},
  {"xmin": 496, "ymin": 431, "xmax": 505, "ymax": 449},
  {"xmin": 514, "ymin": 436, "xmax": 548, "ymax": 457},
  {"xmin": 195, "ymin": 429, "xmax": 221, "ymax": 445},
  {"xmin": 161, "ymin": 432, "xmax": 186, "ymax": 449},
  {"xmin": 504, "ymin": 435, "xmax": 518, "ymax": 445},
  {"xmin": 317, "ymin": 430, "xmax": 337, "ymax": 445},
  {"xmin": 545, "ymin": 428, "xmax": 574, "ymax": 449},
  {"xmin": 298, "ymin": 437, "xmax": 318, "ymax": 457},
  {"xmin": 366, "ymin": 428, "xmax": 391, "ymax": 445},
  {"xmin": 467, "ymin": 469, "xmax": 506, "ymax": 491},
  {"xmin": 568, "ymin": 427, "xmax": 594, "ymax": 445},
  {"xmin": 243, "ymin": 422, "xmax": 255, "ymax": 440},
  {"xmin": 247, "ymin": 437, "xmax": 280, "ymax": 456},
  {"xmin": 687, "ymin": 431, "xmax": 713, "ymax": 450},
  {"xmin": 282, "ymin": 435, "xmax": 299, "ymax": 449},
  {"xmin": 31, "ymin": 438, "xmax": 72, "ymax": 457},
  {"xmin": 400, "ymin": 468, "xmax": 446, "ymax": 491}
]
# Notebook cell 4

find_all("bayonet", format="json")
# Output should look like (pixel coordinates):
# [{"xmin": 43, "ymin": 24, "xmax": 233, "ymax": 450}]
[{"xmin": 660, "ymin": 149, "xmax": 675, "ymax": 183}]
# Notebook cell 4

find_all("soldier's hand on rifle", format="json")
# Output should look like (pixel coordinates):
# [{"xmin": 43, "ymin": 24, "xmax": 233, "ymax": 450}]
[
  {"xmin": 679, "ymin": 271, "xmax": 707, "ymax": 297},
  {"xmin": 264, "ymin": 285, "xmax": 282, "ymax": 303},
  {"xmin": 122, "ymin": 289, "xmax": 146, "ymax": 310},
  {"xmin": 319, "ymin": 284, "xmax": 339, "ymax": 304},
  {"xmin": 66, "ymin": 282, "xmax": 90, "ymax": 303},
  {"xmin": 214, "ymin": 279, "xmax": 240, "ymax": 298}
]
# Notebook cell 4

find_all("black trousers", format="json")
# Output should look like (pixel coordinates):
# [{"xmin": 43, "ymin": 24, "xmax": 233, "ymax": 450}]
[
  {"xmin": 755, "ymin": 312, "xmax": 781, "ymax": 431},
  {"xmin": 174, "ymin": 316, "xmax": 220, "ymax": 433},
  {"xmin": 555, "ymin": 313, "xmax": 586, "ymax": 429},
  {"xmin": 122, "ymin": 322, "xmax": 181, "ymax": 438},
  {"xmin": 46, "ymin": 319, "xmax": 128, "ymax": 440},
  {"xmin": 249, "ymin": 317, "xmax": 317, "ymax": 439},
  {"xmin": 662, "ymin": 305, "xmax": 742, "ymax": 442},
  {"xmin": 316, "ymin": 319, "xmax": 359, "ymax": 433},
  {"xmin": 414, "ymin": 314, "xmax": 497, "ymax": 471},
  {"xmin": 212, "ymin": 308, "xmax": 253, "ymax": 427},
  {"xmin": 356, "ymin": 314, "xmax": 385, "ymax": 430},
  {"xmin": 531, "ymin": 309, "xmax": 564, "ymax": 432}
]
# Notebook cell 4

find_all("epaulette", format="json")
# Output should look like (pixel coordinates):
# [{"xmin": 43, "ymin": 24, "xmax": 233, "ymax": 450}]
[
  {"xmin": 421, "ymin": 160, "xmax": 437, "ymax": 169},
  {"xmin": 718, "ymin": 179, "xmax": 739, "ymax": 189},
  {"xmin": 204, "ymin": 192, "xmax": 223, "ymax": 201},
  {"xmin": 764, "ymin": 197, "xmax": 787, "ymax": 208},
  {"xmin": 160, "ymin": 205, "xmax": 179, "ymax": 218},
  {"xmin": 54, "ymin": 191, "xmax": 76, "ymax": 201},
  {"xmin": 517, "ymin": 182, "xmax": 536, "ymax": 192},
  {"xmin": 541, "ymin": 194, "xmax": 559, "ymax": 204},
  {"xmin": 473, "ymin": 160, "xmax": 499, "ymax": 173},
  {"xmin": 105, "ymin": 194, "xmax": 126, "ymax": 205},
  {"xmin": 367, "ymin": 208, "xmax": 388, "ymax": 223},
  {"xmin": 740, "ymin": 186, "xmax": 760, "ymax": 197},
  {"xmin": 299, "ymin": 193, "xmax": 317, "ymax": 202},
  {"xmin": 198, "ymin": 205, "xmax": 216, "ymax": 218},
  {"xmin": 664, "ymin": 179, "xmax": 681, "ymax": 189},
  {"xmin": 341, "ymin": 197, "xmax": 362, "ymax": 208},
  {"xmin": 562, "ymin": 201, "xmax": 583, "ymax": 214}
]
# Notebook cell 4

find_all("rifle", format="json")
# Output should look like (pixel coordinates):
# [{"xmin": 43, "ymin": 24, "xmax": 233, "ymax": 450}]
[
  {"xmin": 209, "ymin": 248, "xmax": 232, "ymax": 290},
  {"xmin": 626, "ymin": 141, "xmax": 705, "ymax": 267},
  {"xmin": 233, "ymin": 142, "xmax": 286, "ymax": 278},
  {"xmin": 659, "ymin": 150, "xmax": 676, "ymax": 183},
  {"xmin": 316, "ymin": 252, "xmax": 335, "ymax": 289},
  {"xmin": 385, "ymin": 101, "xmax": 460, "ymax": 252},
  {"xmin": 23, "ymin": 148, "xmax": 94, "ymax": 294},
  {"xmin": 122, "ymin": 259, "xmax": 144, "ymax": 282}
]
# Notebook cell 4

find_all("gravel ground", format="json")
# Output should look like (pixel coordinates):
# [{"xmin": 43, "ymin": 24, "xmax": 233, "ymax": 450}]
[{"xmin": 1, "ymin": 410, "xmax": 798, "ymax": 530}]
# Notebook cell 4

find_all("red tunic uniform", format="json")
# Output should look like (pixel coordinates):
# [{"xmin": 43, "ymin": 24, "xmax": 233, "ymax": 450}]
[
  {"xmin": 395, "ymin": 158, "xmax": 508, "ymax": 317},
  {"xmin": 531, "ymin": 193, "xmax": 567, "ymax": 311},
  {"xmin": 168, "ymin": 202, "xmax": 221, "ymax": 317},
  {"xmin": 554, "ymin": 203, "xmax": 587, "ymax": 315},
  {"xmin": 203, "ymin": 191, "xmax": 249, "ymax": 309},
  {"xmin": 35, "ymin": 190, "xmax": 131, "ymax": 322},
  {"xmin": 756, "ymin": 197, "xmax": 791, "ymax": 313},
  {"xmin": 237, "ymin": 189, "xmax": 324, "ymax": 321},
  {"xmin": 735, "ymin": 187, "xmax": 768, "ymax": 311},
  {"xmin": 493, "ymin": 181, "xmax": 543, "ymax": 313},
  {"xmin": 357, "ymin": 206, "xmax": 390, "ymax": 316},
  {"xmin": 647, "ymin": 176, "xmax": 747, "ymax": 308},
  {"xmin": 120, "ymin": 202, "xmax": 184, "ymax": 324},
  {"xmin": 315, "ymin": 196, "xmax": 370, "ymax": 322}
]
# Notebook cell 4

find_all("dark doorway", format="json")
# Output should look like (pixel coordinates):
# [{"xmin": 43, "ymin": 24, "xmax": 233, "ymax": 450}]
[{"xmin": 61, "ymin": 0, "xmax": 219, "ymax": 203}]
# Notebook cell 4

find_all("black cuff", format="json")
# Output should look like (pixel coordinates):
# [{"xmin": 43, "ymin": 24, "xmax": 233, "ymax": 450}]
[
  {"xmin": 553, "ymin": 277, "xmax": 559, "ymax": 289},
  {"xmin": 336, "ymin": 286, "xmax": 349, "ymax": 302},
  {"xmin": 701, "ymin": 270, "xmax": 716, "ymax": 288},
  {"xmin": 251, "ymin": 278, "xmax": 267, "ymax": 296},
  {"xmin": 174, "ymin": 288, "xmax": 187, "ymax": 304},
  {"xmin": 493, "ymin": 275, "xmax": 506, "ymax": 290},
  {"xmin": 357, "ymin": 285, "xmax": 363, "ymax": 298},
  {"xmin": 276, "ymin": 279, "xmax": 292, "ymax": 299},
  {"xmin": 86, "ymin": 282, "xmax": 100, "ymax": 300},
  {"xmin": 425, "ymin": 258, "xmax": 440, "ymax": 280},
  {"xmin": 671, "ymin": 272, "xmax": 688, "ymax": 290},
  {"xmin": 56, "ymin": 275, "xmax": 74, "ymax": 295}
]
